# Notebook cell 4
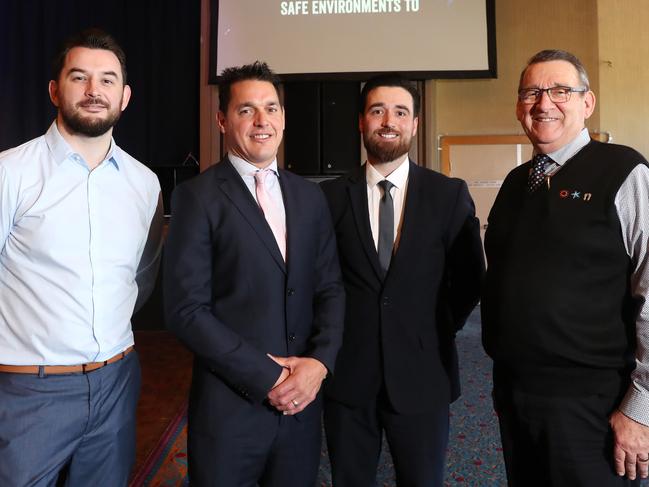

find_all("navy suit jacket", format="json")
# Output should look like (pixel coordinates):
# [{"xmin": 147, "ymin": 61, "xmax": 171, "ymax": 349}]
[
  {"xmin": 321, "ymin": 161, "xmax": 484, "ymax": 414},
  {"xmin": 164, "ymin": 157, "xmax": 344, "ymax": 425}
]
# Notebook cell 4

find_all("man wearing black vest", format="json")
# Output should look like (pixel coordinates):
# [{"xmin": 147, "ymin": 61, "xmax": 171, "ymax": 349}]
[
  {"xmin": 321, "ymin": 74, "xmax": 484, "ymax": 486},
  {"xmin": 483, "ymin": 49, "xmax": 649, "ymax": 486}
]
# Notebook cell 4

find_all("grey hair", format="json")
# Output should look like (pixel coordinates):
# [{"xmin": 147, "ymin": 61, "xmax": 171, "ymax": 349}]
[{"xmin": 518, "ymin": 49, "xmax": 590, "ymax": 90}]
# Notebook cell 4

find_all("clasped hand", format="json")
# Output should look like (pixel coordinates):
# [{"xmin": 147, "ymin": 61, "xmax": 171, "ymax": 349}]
[{"xmin": 266, "ymin": 354, "xmax": 327, "ymax": 415}]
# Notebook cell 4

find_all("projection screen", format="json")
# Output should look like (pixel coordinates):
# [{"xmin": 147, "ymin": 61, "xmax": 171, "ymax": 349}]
[{"xmin": 210, "ymin": 0, "xmax": 496, "ymax": 81}]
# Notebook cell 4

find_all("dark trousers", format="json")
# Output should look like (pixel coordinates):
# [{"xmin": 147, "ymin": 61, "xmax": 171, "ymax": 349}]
[
  {"xmin": 187, "ymin": 405, "xmax": 322, "ymax": 487},
  {"xmin": 494, "ymin": 384, "xmax": 640, "ymax": 487},
  {"xmin": 0, "ymin": 351, "xmax": 141, "ymax": 487},
  {"xmin": 324, "ymin": 394, "xmax": 449, "ymax": 487}
]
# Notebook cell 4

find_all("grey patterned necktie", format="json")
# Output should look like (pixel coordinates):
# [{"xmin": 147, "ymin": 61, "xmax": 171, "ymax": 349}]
[
  {"xmin": 377, "ymin": 180, "xmax": 395, "ymax": 276},
  {"xmin": 528, "ymin": 154, "xmax": 550, "ymax": 193}
]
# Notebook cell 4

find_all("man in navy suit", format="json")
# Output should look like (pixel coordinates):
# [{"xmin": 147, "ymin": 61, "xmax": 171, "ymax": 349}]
[
  {"xmin": 321, "ymin": 74, "xmax": 484, "ymax": 486},
  {"xmin": 164, "ymin": 61, "xmax": 345, "ymax": 486}
]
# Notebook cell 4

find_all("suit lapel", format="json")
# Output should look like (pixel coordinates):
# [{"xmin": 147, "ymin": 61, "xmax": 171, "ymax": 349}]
[
  {"xmin": 217, "ymin": 159, "xmax": 286, "ymax": 272},
  {"xmin": 389, "ymin": 161, "xmax": 421, "ymax": 275},
  {"xmin": 347, "ymin": 165, "xmax": 383, "ymax": 280}
]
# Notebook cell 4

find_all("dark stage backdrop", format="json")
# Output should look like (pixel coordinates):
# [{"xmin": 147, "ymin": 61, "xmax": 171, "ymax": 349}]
[{"xmin": 0, "ymin": 0, "xmax": 200, "ymax": 171}]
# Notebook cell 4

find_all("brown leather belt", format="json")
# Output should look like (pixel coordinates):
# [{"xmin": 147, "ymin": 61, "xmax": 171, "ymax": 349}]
[{"xmin": 0, "ymin": 346, "xmax": 134, "ymax": 375}]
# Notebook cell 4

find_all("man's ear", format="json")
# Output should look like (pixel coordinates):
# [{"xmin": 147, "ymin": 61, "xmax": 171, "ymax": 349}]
[
  {"xmin": 583, "ymin": 90, "xmax": 596, "ymax": 120},
  {"xmin": 120, "ymin": 85, "xmax": 132, "ymax": 111},
  {"xmin": 217, "ymin": 111, "xmax": 226, "ymax": 134},
  {"xmin": 48, "ymin": 80, "xmax": 59, "ymax": 107}
]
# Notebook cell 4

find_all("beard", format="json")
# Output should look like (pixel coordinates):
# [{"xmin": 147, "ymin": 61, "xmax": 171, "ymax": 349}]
[
  {"xmin": 363, "ymin": 129, "xmax": 412, "ymax": 164},
  {"xmin": 59, "ymin": 99, "xmax": 122, "ymax": 137}
]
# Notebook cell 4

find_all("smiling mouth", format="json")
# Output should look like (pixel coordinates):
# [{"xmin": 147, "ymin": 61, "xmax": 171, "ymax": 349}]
[
  {"xmin": 377, "ymin": 132, "xmax": 399, "ymax": 139},
  {"xmin": 533, "ymin": 117, "xmax": 560, "ymax": 122},
  {"xmin": 251, "ymin": 134, "xmax": 271, "ymax": 140}
]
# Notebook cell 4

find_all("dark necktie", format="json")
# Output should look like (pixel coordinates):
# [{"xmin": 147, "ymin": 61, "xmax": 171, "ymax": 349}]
[
  {"xmin": 528, "ymin": 154, "xmax": 551, "ymax": 193},
  {"xmin": 377, "ymin": 179, "xmax": 395, "ymax": 276}
]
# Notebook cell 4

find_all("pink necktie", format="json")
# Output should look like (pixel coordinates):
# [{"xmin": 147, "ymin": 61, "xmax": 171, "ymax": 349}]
[{"xmin": 254, "ymin": 169, "xmax": 286, "ymax": 260}]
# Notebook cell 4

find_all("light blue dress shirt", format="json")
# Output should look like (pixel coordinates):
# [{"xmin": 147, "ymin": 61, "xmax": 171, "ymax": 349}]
[{"xmin": 0, "ymin": 122, "xmax": 161, "ymax": 365}]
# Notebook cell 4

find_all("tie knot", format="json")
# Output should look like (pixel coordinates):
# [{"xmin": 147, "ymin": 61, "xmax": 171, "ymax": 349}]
[
  {"xmin": 254, "ymin": 168, "xmax": 273, "ymax": 186},
  {"xmin": 532, "ymin": 153, "xmax": 551, "ymax": 169},
  {"xmin": 378, "ymin": 179, "xmax": 394, "ymax": 197}
]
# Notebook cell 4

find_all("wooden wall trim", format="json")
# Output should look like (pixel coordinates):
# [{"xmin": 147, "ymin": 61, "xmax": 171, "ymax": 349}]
[
  {"xmin": 439, "ymin": 132, "xmax": 611, "ymax": 176},
  {"xmin": 200, "ymin": 0, "xmax": 220, "ymax": 172}
]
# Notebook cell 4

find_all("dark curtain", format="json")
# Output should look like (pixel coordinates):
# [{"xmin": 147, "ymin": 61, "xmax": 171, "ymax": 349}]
[{"xmin": 0, "ymin": 0, "xmax": 200, "ymax": 169}]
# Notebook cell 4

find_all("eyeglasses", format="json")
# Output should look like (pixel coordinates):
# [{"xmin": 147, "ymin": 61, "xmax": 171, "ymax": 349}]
[{"xmin": 518, "ymin": 86, "xmax": 588, "ymax": 104}]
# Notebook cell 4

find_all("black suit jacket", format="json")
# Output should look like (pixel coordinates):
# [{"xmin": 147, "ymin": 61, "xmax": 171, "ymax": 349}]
[
  {"xmin": 321, "ymin": 161, "xmax": 484, "ymax": 414},
  {"xmin": 164, "ymin": 157, "xmax": 345, "ymax": 425}
]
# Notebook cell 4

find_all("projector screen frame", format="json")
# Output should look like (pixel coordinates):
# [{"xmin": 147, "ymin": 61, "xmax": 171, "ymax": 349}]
[{"xmin": 208, "ymin": 0, "xmax": 497, "ymax": 83}]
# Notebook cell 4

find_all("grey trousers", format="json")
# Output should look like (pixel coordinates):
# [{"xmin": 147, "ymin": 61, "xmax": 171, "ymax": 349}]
[{"xmin": 0, "ymin": 351, "xmax": 141, "ymax": 487}]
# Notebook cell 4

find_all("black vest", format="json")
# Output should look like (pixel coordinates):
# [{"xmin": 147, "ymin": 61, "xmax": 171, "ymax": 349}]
[{"xmin": 482, "ymin": 140, "xmax": 646, "ymax": 395}]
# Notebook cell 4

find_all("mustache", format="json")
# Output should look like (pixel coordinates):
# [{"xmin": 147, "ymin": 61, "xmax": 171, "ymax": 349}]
[{"xmin": 78, "ymin": 99, "xmax": 109, "ymax": 109}]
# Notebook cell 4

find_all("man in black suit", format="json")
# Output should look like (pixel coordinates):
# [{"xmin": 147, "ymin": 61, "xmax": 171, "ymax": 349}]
[
  {"xmin": 321, "ymin": 74, "xmax": 484, "ymax": 486},
  {"xmin": 164, "ymin": 61, "xmax": 345, "ymax": 487}
]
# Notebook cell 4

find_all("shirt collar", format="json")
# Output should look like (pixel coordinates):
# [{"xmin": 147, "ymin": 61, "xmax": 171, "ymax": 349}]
[
  {"xmin": 539, "ymin": 128, "xmax": 590, "ymax": 167},
  {"xmin": 228, "ymin": 152, "xmax": 279, "ymax": 178},
  {"xmin": 365, "ymin": 154, "xmax": 410, "ymax": 189},
  {"xmin": 44, "ymin": 121, "xmax": 120, "ymax": 169}
]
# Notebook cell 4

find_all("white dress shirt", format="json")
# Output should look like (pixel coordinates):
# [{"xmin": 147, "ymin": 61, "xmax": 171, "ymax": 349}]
[
  {"xmin": 366, "ymin": 155, "xmax": 410, "ymax": 251},
  {"xmin": 0, "ymin": 121, "xmax": 161, "ymax": 365}
]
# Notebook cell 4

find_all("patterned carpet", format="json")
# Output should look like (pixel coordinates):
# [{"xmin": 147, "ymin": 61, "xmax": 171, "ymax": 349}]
[
  {"xmin": 131, "ymin": 309, "xmax": 649, "ymax": 486},
  {"xmin": 316, "ymin": 307, "xmax": 507, "ymax": 486},
  {"xmin": 132, "ymin": 308, "xmax": 509, "ymax": 486},
  {"xmin": 440, "ymin": 308, "xmax": 506, "ymax": 485}
]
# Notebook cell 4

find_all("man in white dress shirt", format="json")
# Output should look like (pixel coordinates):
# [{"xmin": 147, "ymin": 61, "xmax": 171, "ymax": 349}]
[
  {"xmin": 321, "ymin": 74, "xmax": 484, "ymax": 486},
  {"xmin": 0, "ymin": 28, "xmax": 162, "ymax": 486}
]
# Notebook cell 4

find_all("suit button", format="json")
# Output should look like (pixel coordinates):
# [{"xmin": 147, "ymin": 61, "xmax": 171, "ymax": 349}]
[
  {"xmin": 288, "ymin": 333, "xmax": 296, "ymax": 341},
  {"xmin": 287, "ymin": 288, "xmax": 295, "ymax": 296},
  {"xmin": 382, "ymin": 296, "xmax": 390, "ymax": 306}
]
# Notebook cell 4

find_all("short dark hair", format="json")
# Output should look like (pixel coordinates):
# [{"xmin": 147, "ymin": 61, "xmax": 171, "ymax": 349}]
[
  {"xmin": 519, "ymin": 49, "xmax": 590, "ymax": 90},
  {"xmin": 52, "ymin": 28, "xmax": 127, "ymax": 83},
  {"xmin": 218, "ymin": 61, "xmax": 281, "ymax": 112},
  {"xmin": 360, "ymin": 74, "xmax": 420, "ymax": 116}
]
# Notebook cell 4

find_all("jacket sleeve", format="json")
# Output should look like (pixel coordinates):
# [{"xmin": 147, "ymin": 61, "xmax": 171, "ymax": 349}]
[
  {"xmin": 440, "ymin": 179, "xmax": 485, "ymax": 333},
  {"xmin": 163, "ymin": 183, "xmax": 283, "ymax": 402},
  {"xmin": 304, "ymin": 186, "xmax": 345, "ymax": 374}
]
